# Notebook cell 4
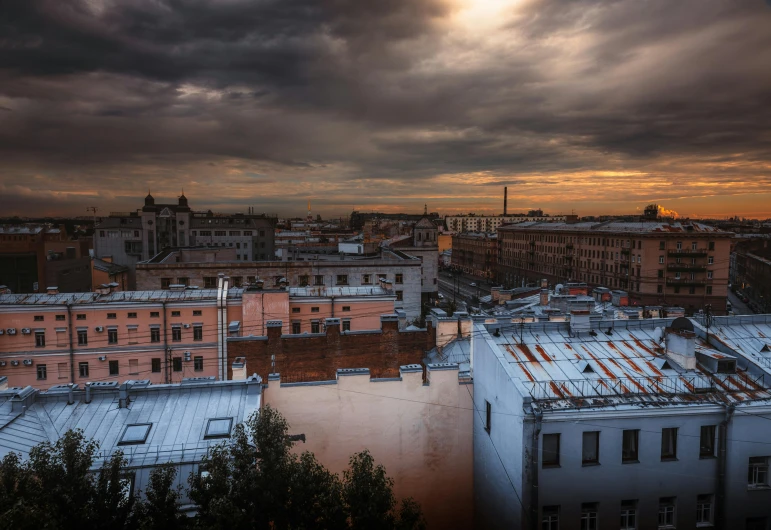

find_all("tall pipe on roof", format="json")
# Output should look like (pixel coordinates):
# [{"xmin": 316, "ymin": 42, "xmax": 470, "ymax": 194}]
[
  {"xmin": 216, "ymin": 274, "xmax": 224, "ymax": 381},
  {"xmin": 504, "ymin": 186, "xmax": 508, "ymax": 216},
  {"xmin": 66, "ymin": 302, "xmax": 75, "ymax": 384}
]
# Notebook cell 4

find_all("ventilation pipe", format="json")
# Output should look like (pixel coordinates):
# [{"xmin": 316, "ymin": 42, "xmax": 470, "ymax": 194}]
[
  {"xmin": 85, "ymin": 382, "xmax": 92, "ymax": 404},
  {"xmin": 67, "ymin": 383, "xmax": 74, "ymax": 405},
  {"xmin": 118, "ymin": 382, "xmax": 130, "ymax": 408}
]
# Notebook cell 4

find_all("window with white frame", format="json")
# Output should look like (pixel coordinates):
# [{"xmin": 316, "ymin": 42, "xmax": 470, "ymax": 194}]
[
  {"xmin": 620, "ymin": 500, "xmax": 637, "ymax": 530},
  {"xmin": 696, "ymin": 494, "xmax": 713, "ymax": 526},
  {"xmin": 658, "ymin": 497, "xmax": 676, "ymax": 529},
  {"xmin": 748, "ymin": 457, "xmax": 769, "ymax": 488},
  {"xmin": 542, "ymin": 506, "xmax": 559, "ymax": 530},
  {"xmin": 580, "ymin": 503, "xmax": 598, "ymax": 530}
]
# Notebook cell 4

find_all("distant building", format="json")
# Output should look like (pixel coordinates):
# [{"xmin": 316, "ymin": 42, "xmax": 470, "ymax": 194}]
[
  {"xmin": 497, "ymin": 221, "xmax": 733, "ymax": 314},
  {"xmin": 0, "ymin": 224, "xmax": 91, "ymax": 293},
  {"xmin": 451, "ymin": 232, "xmax": 498, "ymax": 279},
  {"xmin": 387, "ymin": 215, "xmax": 440, "ymax": 303},
  {"xmin": 732, "ymin": 238, "xmax": 771, "ymax": 313},
  {"xmin": 350, "ymin": 210, "xmax": 440, "ymax": 231},
  {"xmin": 473, "ymin": 314, "xmax": 771, "ymax": 530},
  {"xmin": 136, "ymin": 248, "xmax": 424, "ymax": 318},
  {"xmin": 445, "ymin": 213, "xmax": 572, "ymax": 233},
  {"xmin": 91, "ymin": 256, "xmax": 130, "ymax": 291}
]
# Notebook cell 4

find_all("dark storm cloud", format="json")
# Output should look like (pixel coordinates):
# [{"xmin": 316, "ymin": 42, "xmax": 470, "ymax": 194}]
[{"xmin": 1, "ymin": 0, "xmax": 771, "ymax": 216}]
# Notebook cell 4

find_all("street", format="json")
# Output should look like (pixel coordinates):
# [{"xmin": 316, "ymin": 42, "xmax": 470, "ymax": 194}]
[
  {"xmin": 438, "ymin": 270, "xmax": 492, "ymax": 301},
  {"xmin": 727, "ymin": 290, "xmax": 753, "ymax": 315}
]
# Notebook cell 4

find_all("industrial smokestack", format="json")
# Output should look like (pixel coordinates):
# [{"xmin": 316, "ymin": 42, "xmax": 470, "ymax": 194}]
[{"xmin": 504, "ymin": 186, "xmax": 508, "ymax": 216}]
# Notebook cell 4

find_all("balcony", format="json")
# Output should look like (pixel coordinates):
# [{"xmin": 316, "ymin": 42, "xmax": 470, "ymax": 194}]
[
  {"xmin": 666, "ymin": 278, "xmax": 710, "ymax": 287},
  {"xmin": 668, "ymin": 248, "xmax": 708, "ymax": 257},
  {"xmin": 667, "ymin": 264, "xmax": 707, "ymax": 273},
  {"xmin": 621, "ymin": 249, "xmax": 630, "ymax": 255}
]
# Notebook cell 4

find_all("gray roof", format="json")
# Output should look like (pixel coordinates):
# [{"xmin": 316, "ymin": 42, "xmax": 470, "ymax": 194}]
[
  {"xmin": 425, "ymin": 338, "xmax": 471, "ymax": 372},
  {"xmin": 0, "ymin": 288, "xmax": 244, "ymax": 306},
  {"xmin": 498, "ymin": 220, "xmax": 728, "ymax": 234},
  {"xmin": 289, "ymin": 286, "xmax": 393, "ymax": 297},
  {"xmin": 0, "ymin": 377, "xmax": 262, "ymax": 466}
]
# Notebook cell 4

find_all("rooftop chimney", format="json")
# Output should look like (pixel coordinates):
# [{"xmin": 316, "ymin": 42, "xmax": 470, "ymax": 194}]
[
  {"xmin": 118, "ymin": 382, "xmax": 130, "ymax": 408},
  {"xmin": 84, "ymin": 382, "xmax": 92, "ymax": 404},
  {"xmin": 503, "ymin": 186, "xmax": 508, "ymax": 216},
  {"xmin": 46, "ymin": 286, "xmax": 59, "ymax": 295},
  {"xmin": 540, "ymin": 289, "xmax": 549, "ymax": 306},
  {"xmin": 665, "ymin": 328, "xmax": 696, "ymax": 370}
]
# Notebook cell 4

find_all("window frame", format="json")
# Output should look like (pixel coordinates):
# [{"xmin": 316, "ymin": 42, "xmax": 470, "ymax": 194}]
[
  {"xmin": 582, "ymin": 431, "xmax": 600, "ymax": 465},
  {"xmin": 118, "ymin": 423, "xmax": 153, "ymax": 445},
  {"xmin": 696, "ymin": 494, "xmax": 713, "ymax": 526},
  {"xmin": 79, "ymin": 361, "xmax": 89, "ymax": 378},
  {"xmin": 172, "ymin": 357, "xmax": 182, "ymax": 372},
  {"xmin": 620, "ymin": 500, "xmax": 637, "ymax": 530},
  {"xmin": 661, "ymin": 427, "xmax": 678, "ymax": 461},
  {"xmin": 194, "ymin": 356, "xmax": 204, "ymax": 371},
  {"xmin": 542, "ymin": 433, "xmax": 560, "ymax": 468},
  {"xmin": 151, "ymin": 358, "xmax": 162, "ymax": 373},
  {"xmin": 748, "ymin": 456, "xmax": 769, "ymax": 488},
  {"xmin": 622, "ymin": 429, "xmax": 639, "ymax": 463},
  {"xmin": 36, "ymin": 364, "xmax": 47, "ymax": 380},
  {"xmin": 109, "ymin": 360, "xmax": 119, "ymax": 376},
  {"xmin": 204, "ymin": 417, "xmax": 234, "ymax": 439},
  {"xmin": 700, "ymin": 425, "xmax": 716, "ymax": 458}
]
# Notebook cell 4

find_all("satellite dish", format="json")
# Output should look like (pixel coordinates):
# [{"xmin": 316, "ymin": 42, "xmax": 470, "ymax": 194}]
[{"xmin": 555, "ymin": 283, "xmax": 564, "ymax": 294}]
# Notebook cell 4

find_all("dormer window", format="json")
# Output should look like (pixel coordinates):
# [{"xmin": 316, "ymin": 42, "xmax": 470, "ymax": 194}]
[
  {"xmin": 118, "ymin": 423, "xmax": 152, "ymax": 445},
  {"xmin": 716, "ymin": 360, "xmax": 736, "ymax": 374},
  {"xmin": 205, "ymin": 418, "xmax": 233, "ymax": 439}
]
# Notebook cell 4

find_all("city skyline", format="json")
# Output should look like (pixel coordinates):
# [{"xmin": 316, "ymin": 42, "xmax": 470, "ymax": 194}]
[{"xmin": 2, "ymin": 0, "xmax": 770, "ymax": 218}]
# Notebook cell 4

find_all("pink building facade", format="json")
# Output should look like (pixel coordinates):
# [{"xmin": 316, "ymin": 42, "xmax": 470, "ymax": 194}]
[{"xmin": 0, "ymin": 282, "xmax": 395, "ymax": 389}]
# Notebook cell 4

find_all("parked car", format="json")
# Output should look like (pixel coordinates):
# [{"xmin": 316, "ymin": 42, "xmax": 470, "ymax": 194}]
[{"xmin": 470, "ymin": 282, "xmax": 477, "ymax": 287}]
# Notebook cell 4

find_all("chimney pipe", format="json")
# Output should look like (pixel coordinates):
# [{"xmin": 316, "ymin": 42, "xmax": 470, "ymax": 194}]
[
  {"xmin": 67, "ymin": 383, "xmax": 74, "ymax": 405},
  {"xmin": 118, "ymin": 382, "xmax": 130, "ymax": 408},
  {"xmin": 503, "ymin": 186, "xmax": 508, "ymax": 216},
  {"xmin": 85, "ymin": 382, "xmax": 92, "ymax": 404}
]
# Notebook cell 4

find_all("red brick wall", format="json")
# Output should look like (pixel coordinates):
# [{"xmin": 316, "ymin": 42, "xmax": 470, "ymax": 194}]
[{"xmin": 227, "ymin": 320, "xmax": 436, "ymax": 382}]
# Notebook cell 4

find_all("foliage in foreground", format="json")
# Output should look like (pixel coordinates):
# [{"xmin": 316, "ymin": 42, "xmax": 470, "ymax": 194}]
[{"xmin": 0, "ymin": 405, "xmax": 425, "ymax": 530}]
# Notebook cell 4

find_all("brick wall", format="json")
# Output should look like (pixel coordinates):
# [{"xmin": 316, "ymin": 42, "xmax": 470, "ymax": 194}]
[{"xmin": 227, "ymin": 317, "xmax": 436, "ymax": 382}]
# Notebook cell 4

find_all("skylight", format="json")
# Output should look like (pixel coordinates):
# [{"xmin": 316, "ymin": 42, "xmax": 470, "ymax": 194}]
[
  {"xmin": 118, "ymin": 423, "xmax": 152, "ymax": 445},
  {"xmin": 205, "ymin": 418, "xmax": 233, "ymax": 439}
]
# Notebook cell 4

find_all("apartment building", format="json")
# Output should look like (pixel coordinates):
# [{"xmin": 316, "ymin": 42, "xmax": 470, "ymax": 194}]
[
  {"xmin": 387, "ymin": 216, "xmax": 440, "ymax": 303},
  {"xmin": 497, "ymin": 221, "xmax": 733, "ymax": 314},
  {"xmin": 473, "ymin": 314, "xmax": 771, "ymax": 530},
  {"xmin": 0, "ymin": 282, "xmax": 395, "ymax": 389},
  {"xmin": 0, "ymin": 225, "xmax": 91, "ymax": 293},
  {"xmin": 451, "ymin": 232, "xmax": 498, "ymax": 279},
  {"xmin": 445, "ymin": 213, "xmax": 571, "ymax": 233},
  {"xmin": 188, "ymin": 211, "xmax": 275, "ymax": 261},
  {"xmin": 136, "ymin": 249, "xmax": 423, "ymax": 318}
]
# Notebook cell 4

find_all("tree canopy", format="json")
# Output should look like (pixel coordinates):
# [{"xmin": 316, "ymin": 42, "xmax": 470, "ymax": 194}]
[{"xmin": 0, "ymin": 405, "xmax": 425, "ymax": 530}]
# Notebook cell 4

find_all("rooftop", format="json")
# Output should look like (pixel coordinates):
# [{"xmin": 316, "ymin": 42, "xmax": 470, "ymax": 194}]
[
  {"xmin": 0, "ymin": 288, "xmax": 244, "ymax": 306},
  {"xmin": 289, "ymin": 286, "xmax": 394, "ymax": 297},
  {"xmin": 498, "ymin": 220, "xmax": 729, "ymax": 235}
]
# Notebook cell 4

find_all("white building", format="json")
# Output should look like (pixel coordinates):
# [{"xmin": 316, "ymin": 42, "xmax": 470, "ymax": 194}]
[{"xmin": 473, "ymin": 313, "xmax": 771, "ymax": 530}]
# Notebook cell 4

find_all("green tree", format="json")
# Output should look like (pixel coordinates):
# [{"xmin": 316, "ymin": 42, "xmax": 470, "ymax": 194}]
[{"xmin": 136, "ymin": 466, "xmax": 187, "ymax": 530}]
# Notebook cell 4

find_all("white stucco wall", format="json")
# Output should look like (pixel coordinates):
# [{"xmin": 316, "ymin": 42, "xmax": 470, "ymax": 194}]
[{"xmin": 264, "ymin": 365, "xmax": 474, "ymax": 529}]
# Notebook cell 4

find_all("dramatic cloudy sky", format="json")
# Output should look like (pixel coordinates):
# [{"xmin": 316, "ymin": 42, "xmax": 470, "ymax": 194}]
[{"xmin": 1, "ymin": 0, "xmax": 770, "ymax": 218}]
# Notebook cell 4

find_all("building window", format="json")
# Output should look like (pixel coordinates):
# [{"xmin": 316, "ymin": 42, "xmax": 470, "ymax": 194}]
[
  {"xmin": 620, "ymin": 500, "xmax": 637, "ymax": 530},
  {"xmin": 204, "ymin": 277, "xmax": 217, "ymax": 288},
  {"xmin": 150, "ymin": 311, "xmax": 159, "ymax": 318},
  {"xmin": 292, "ymin": 307, "xmax": 301, "ymax": 313},
  {"xmin": 314, "ymin": 275, "xmax": 325, "ymax": 286},
  {"xmin": 582, "ymin": 431, "xmax": 600, "ymax": 465},
  {"xmin": 194, "ymin": 356, "xmax": 204, "ymax": 371},
  {"xmin": 171, "ymin": 311, "xmax": 181, "ymax": 317},
  {"xmin": 76, "ymin": 314, "xmax": 86, "ymax": 320},
  {"xmin": 107, "ymin": 312, "xmax": 117, "ymax": 319},
  {"xmin": 676, "ymin": 241, "xmax": 683, "ymax": 250},
  {"xmin": 748, "ymin": 457, "xmax": 769, "ymax": 487},
  {"xmin": 151, "ymin": 358, "xmax": 161, "ymax": 373},
  {"xmin": 542, "ymin": 433, "xmax": 560, "ymax": 467},
  {"xmin": 485, "ymin": 400, "xmax": 491, "ymax": 433},
  {"xmin": 396, "ymin": 291, "xmax": 403, "ymax": 301},
  {"xmin": 707, "ymin": 271, "xmax": 713, "ymax": 279},
  {"xmin": 363, "ymin": 274, "xmax": 371, "ymax": 284},
  {"xmin": 542, "ymin": 506, "xmax": 559, "ymax": 530},
  {"xmin": 342, "ymin": 306, "xmax": 351, "ymax": 312},
  {"xmin": 658, "ymin": 269, "xmax": 664, "ymax": 278},
  {"xmin": 311, "ymin": 307, "xmax": 320, "ymax": 313},
  {"xmin": 342, "ymin": 320, "xmax": 351, "ymax": 331},
  {"xmin": 658, "ymin": 497, "xmax": 676, "ymax": 529},
  {"xmin": 78, "ymin": 330, "xmax": 88, "ymax": 345},
  {"xmin": 311, "ymin": 321, "xmax": 320, "ymax": 333},
  {"xmin": 336, "ymin": 275, "xmax": 348, "ymax": 285},
  {"xmin": 150, "ymin": 328, "xmax": 161, "ymax": 343},
  {"xmin": 173, "ymin": 357, "xmax": 182, "ymax": 372},
  {"xmin": 109, "ymin": 360, "xmax": 119, "ymax": 376},
  {"xmin": 708, "ymin": 256, "xmax": 714, "ymax": 264},
  {"xmin": 692, "ymin": 242, "xmax": 698, "ymax": 250},
  {"xmin": 194, "ymin": 325, "xmax": 203, "ymax": 341},
  {"xmin": 118, "ymin": 424, "xmax": 152, "ymax": 445},
  {"xmin": 659, "ymin": 241, "xmax": 665, "ymax": 250},
  {"xmin": 657, "ymin": 285, "xmax": 663, "ymax": 294},
  {"xmin": 292, "ymin": 322, "xmax": 301, "ymax": 334},
  {"xmin": 706, "ymin": 286, "xmax": 712, "ymax": 295},
  {"xmin": 395, "ymin": 273, "xmax": 403, "ymax": 284},
  {"xmin": 661, "ymin": 428, "xmax": 678, "ymax": 460},
  {"xmin": 56, "ymin": 315, "xmax": 65, "ymax": 321},
  {"xmin": 36, "ymin": 364, "xmax": 47, "ymax": 380},
  {"xmin": 622, "ymin": 429, "xmax": 639, "ymax": 463},
  {"xmin": 172, "ymin": 327, "xmax": 182, "ymax": 341},
  {"xmin": 108, "ymin": 329, "xmax": 118, "ymax": 344},
  {"xmin": 127, "ymin": 312, "xmax": 137, "ymax": 319},
  {"xmin": 79, "ymin": 362, "xmax": 89, "ymax": 378},
  {"xmin": 205, "ymin": 417, "xmax": 233, "ymax": 439},
  {"xmin": 35, "ymin": 331, "xmax": 45, "ymax": 347},
  {"xmin": 161, "ymin": 278, "xmax": 172, "ymax": 289},
  {"xmin": 581, "ymin": 503, "xmax": 598, "ymax": 530},
  {"xmin": 709, "ymin": 241, "xmax": 715, "ymax": 250},
  {"xmin": 659, "ymin": 256, "xmax": 665, "ymax": 264},
  {"xmin": 696, "ymin": 494, "xmax": 713, "ymax": 526},
  {"xmin": 700, "ymin": 425, "xmax": 716, "ymax": 458}
]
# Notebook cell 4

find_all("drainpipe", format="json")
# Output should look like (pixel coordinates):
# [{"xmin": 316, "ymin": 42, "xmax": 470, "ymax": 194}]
[
  {"xmin": 216, "ymin": 275, "xmax": 224, "ymax": 380},
  {"xmin": 530, "ymin": 405, "xmax": 543, "ymax": 530},
  {"xmin": 716, "ymin": 403, "xmax": 734, "ymax": 530},
  {"xmin": 66, "ymin": 303, "xmax": 75, "ymax": 384},
  {"xmin": 162, "ymin": 300, "xmax": 169, "ymax": 384},
  {"xmin": 221, "ymin": 276, "xmax": 230, "ymax": 380}
]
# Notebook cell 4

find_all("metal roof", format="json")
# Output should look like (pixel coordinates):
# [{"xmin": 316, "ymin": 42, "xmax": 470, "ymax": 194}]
[
  {"xmin": 484, "ymin": 318, "xmax": 771, "ymax": 411},
  {"xmin": 0, "ymin": 378, "xmax": 262, "ymax": 465},
  {"xmin": 289, "ymin": 286, "xmax": 393, "ymax": 297},
  {"xmin": 0, "ymin": 288, "xmax": 244, "ymax": 306},
  {"xmin": 498, "ymin": 220, "xmax": 728, "ymax": 234}
]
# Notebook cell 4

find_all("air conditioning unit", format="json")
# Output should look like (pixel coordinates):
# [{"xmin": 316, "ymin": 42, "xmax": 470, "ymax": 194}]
[
  {"xmin": 10, "ymin": 360, "xmax": 19, "ymax": 366},
  {"xmin": 95, "ymin": 326, "xmax": 104, "ymax": 332},
  {"xmin": 22, "ymin": 359, "xmax": 33, "ymax": 366},
  {"xmin": 98, "ymin": 356, "xmax": 107, "ymax": 361},
  {"xmin": 21, "ymin": 328, "xmax": 31, "ymax": 335},
  {"xmin": 183, "ymin": 324, "xmax": 191, "ymax": 329},
  {"xmin": 184, "ymin": 351, "xmax": 191, "ymax": 362},
  {"xmin": 0, "ymin": 361, "xmax": 6, "ymax": 367},
  {"xmin": 0, "ymin": 329, "xmax": 4, "ymax": 336},
  {"xmin": 6, "ymin": 329, "xmax": 15, "ymax": 335}
]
